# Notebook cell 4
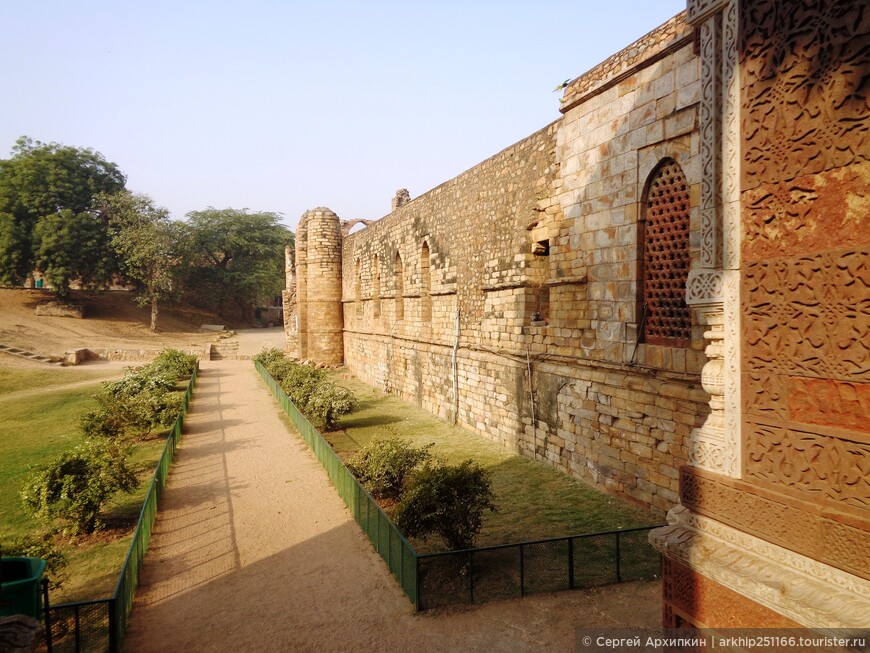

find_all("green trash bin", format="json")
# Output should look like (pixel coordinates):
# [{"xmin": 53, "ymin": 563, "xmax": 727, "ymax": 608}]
[{"xmin": 0, "ymin": 557, "xmax": 46, "ymax": 619}]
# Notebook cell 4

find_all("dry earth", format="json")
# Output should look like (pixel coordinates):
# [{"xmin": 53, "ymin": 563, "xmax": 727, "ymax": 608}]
[{"xmin": 0, "ymin": 288, "xmax": 217, "ymax": 357}]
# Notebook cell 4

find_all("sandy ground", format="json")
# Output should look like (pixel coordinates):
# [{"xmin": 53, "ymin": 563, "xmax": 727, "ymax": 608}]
[
  {"xmin": 0, "ymin": 288, "xmax": 216, "ymax": 356},
  {"xmin": 122, "ymin": 361, "xmax": 661, "ymax": 653}
]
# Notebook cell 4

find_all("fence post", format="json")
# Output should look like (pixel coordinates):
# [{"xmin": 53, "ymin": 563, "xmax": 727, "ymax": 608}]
[
  {"xmin": 41, "ymin": 579, "xmax": 53, "ymax": 653},
  {"xmin": 615, "ymin": 531, "xmax": 622, "ymax": 583},
  {"xmin": 468, "ymin": 551, "xmax": 475, "ymax": 604},
  {"xmin": 415, "ymin": 555, "xmax": 421, "ymax": 611},
  {"xmin": 568, "ymin": 537, "xmax": 575, "ymax": 590},
  {"xmin": 519, "ymin": 544, "xmax": 525, "ymax": 597},
  {"xmin": 108, "ymin": 597, "xmax": 118, "ymax": 653}
]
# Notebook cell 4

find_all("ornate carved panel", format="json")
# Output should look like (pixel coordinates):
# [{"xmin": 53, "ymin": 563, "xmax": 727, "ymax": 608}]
[
  {"xmin": 742, "ymin": 162, "xmax": 870, "ymax": 264},
  {"xmin": 745, "ymin": 419, "xmax": 870, "ymax": 510},
  {"xmin": 788, "ymin": 378, "xmax": 870, "ymax": 433},
  {"xmin": 740, "ymin": 0, "xmax": 870, "ymax": 190},
  {"xmin": 743, "ymin": 248, "xmax": 870, "ymax": 383},
  {"xmin": 680, "ymin": 467, "xmax": 870, "ymax": 580},
  {"xmin": 743, "ymin": 371, "xmax": 788, "ymax": 420}
]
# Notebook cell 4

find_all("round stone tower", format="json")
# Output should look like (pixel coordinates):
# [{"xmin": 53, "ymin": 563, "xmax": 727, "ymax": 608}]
[{"xmin": 295, "ymin": 207, "xmax": 344, "ymax": 365}]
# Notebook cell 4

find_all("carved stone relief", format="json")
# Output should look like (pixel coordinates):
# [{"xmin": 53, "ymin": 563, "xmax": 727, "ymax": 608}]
[
  {"xmin": 740, "ymin": 0, "xmax": 870, "ymax": 190},
  {"xmin": 651, "ymin": 505, "xmax": 870, "ymax": 628},
  {"xmin": 743, "ymin": 249, "xmax": 870, "ymax": 383},
  {"xmin": 680, "ymin": 467, "xmax": 870, "ymax": 579},
  {"xmin": 745, "ymin": 420, "xmax": 870, "ymax": 510}
]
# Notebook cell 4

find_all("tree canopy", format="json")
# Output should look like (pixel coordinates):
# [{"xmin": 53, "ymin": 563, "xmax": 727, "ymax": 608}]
[
  {"xmin": 98, "ymin": 191, "xmax": 185, "ymax": 331},
  {"xmin": 0, "ymin": 137, "xmax": 126, "ymax": 291},
  {"xmin": 182, "ymin": 208, "xmax": 294, "ymax": 320}
]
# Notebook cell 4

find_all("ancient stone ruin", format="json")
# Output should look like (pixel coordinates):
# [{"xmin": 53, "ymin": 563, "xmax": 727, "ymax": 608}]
[{"xmin": 285, "ymin": 0, "xmax": 869, "ymax": 632}]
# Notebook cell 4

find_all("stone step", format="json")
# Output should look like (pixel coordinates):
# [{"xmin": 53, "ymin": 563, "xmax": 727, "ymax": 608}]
[{"xmin": 0, "ymin": 342, "xmax": 64, "ymax": 365}]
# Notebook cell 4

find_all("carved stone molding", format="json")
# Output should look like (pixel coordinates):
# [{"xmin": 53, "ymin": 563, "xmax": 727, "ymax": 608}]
[
  {"xmin": 686, "ymin": 269, "xmax": 723, "ymax": 304},
  {"xmin": 721, "ymin": 269, "xmax": 741, "ymax": 476},
  {"xmin": 687, "ymin": 310, "xmax": 726, "ymax": 473},
  {"xmin": 686, "ymin": 0, "xmax": 728, "ymax": 25},
  {"xmin": 721, "ymin": 0, "xmax": 740, "ymax": 271},
  {"xmin": 679, "ymin": 467, "xmax": 870, "ymax": 579},
  {"xmin": 650, "ymin": 506, "xmax": 870, "ymax": 630},
  {"xmin": 698, "ymin": 15, "xmax": 721, "ymax": 269}
]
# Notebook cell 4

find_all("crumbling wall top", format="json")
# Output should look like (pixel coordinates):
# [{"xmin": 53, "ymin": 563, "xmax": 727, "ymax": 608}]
[{"xmin": 560, "ymin": 11, "xmax": 692, "ymax": 112}]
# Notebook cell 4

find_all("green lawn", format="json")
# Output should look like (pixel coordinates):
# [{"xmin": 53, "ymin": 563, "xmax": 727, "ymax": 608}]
[
  {"xmin": 0, "ymin": 366, "xmax": 173, "ymax": 602},
  {"xmin": 324, "ymin": 373, "xmax": 658, "ymax": 552},
  {"xmin": 0, "ymin": 366, "xmax": 110, "ymax": 396}
]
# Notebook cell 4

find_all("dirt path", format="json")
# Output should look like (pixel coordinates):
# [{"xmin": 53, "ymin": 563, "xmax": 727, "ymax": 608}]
[{"xmin": 122, "ymin": 360, "xmax": 660, "ymax": 653}]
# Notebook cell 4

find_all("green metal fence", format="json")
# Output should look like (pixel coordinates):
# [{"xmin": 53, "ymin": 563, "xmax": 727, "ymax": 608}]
[
  {"xmin": 255, "ymin": 361, "xmax": 419, "ymax": 604},
  {"xmin": 415, "ymin": 526, "xmax": 661, "ymax": 610},
  {"xmin": 42, "ymin": 364, "xmax": 199, "ymax": 653},
  {"xmin": 255, "ymin": 362, "xmax": 663, "ymax": 613}
]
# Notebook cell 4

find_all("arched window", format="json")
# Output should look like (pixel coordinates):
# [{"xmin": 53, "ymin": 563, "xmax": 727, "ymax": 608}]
[
  {"xmin": 640, "ymin": 158, "xmax": 692, "ymax": 347},
  {"xmin": 421, "ymin": 242, "xmax": 432, "ymax": 322},
  {"xmin": 395, "ymin": 252, "xmax": 404, "ymax": 320},
  {"xmin": 373, "ymin": 254, "xmax": 381, "ymax": 319}
]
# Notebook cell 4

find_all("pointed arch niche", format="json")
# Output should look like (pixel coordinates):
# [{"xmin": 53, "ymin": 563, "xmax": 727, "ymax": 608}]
[{"xmin": 639, "ymin": 157, "xmax": 692, "ymax": 348}]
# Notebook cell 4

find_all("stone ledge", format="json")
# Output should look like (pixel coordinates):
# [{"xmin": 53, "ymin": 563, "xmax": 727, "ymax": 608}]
[
  {"xmin": 34, "ymin": 302, "xmax": 84, "ymax": 318},
  {"xmin": 650, "ymin": 506, "xmax": 870, "ymax": 631}
]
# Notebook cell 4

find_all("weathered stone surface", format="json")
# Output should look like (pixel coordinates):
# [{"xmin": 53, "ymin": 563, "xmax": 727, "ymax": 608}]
[{"xmin": 34, "ymin": 302, "xmax": 84, "ymax": 318}]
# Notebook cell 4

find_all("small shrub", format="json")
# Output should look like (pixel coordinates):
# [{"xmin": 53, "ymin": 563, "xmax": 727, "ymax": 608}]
[
  {"xmin": 253, "ymin": 348, "xmax": 289, "ymax": 371},
  {"xmin": 306, "ymin": 382, "xmax": 357, "ymax": 430},
  {"xmin": 264, "ymin": 356, "xmax": 296, "ymax": 383},
  {"xmin": 393, "ymin": 460, "xmax": 497, "ymax": 550},
  {"xmin": 348, "ymin": 438, "xmax": 433, "ymax": 500},
  {"xmin": 147, "ymin": 348, "xmax": 198, "ymax": 378},
  {"xmin": 0, "ymin": 532, "xmax": 68, "ymax": 589},
  {"xmin": 89, "ymin": 369, "xmax": 181, "ymax": 439},
  {"xmin": 20, "ymin": 440, "xmax": 139, "ymax": 536},
  {"xmin": 279, "ymin": 364, "xmax": 326, "ymax": 408},
  {"xmin": 79, "ymin": 407, "xmax": 124, "ymax": 439}
]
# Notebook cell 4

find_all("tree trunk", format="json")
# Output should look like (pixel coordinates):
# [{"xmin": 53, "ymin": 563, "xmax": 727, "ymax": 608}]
[{"xmin": 150, "ymin": 297, "xmax": 159, "ymax": 331}]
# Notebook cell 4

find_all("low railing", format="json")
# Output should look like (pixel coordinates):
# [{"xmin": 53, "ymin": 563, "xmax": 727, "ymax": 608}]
[
  {"xmin": 42, "ymin": 364, "xmax": 199, "ymax": 653},
  {"xmin": 255, "ymin": 362, "xmax": 662, "ymax": 612}
]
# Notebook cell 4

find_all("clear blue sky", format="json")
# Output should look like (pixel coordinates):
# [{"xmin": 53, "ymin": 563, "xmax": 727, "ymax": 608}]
[{"xmin": 1, "ymin": 1, "xmax": 684, "ymax": 231}]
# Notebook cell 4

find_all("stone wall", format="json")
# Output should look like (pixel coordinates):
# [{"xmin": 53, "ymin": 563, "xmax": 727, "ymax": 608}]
[{"xmin": 334, "ymin": 13, "xmax": 710, "ymax": 514}]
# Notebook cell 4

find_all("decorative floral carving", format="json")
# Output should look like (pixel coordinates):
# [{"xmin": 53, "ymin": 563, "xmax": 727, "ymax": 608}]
[
  {"xmin": 745, "ymin": 420, "xmax": 870, "ymax": 509},
  {"xmin": 743, "ymin": 249, "xmax": 870, "ymax": 382},
  {"xmin": 740, "ymin": 0, "xmax": 870, "ymax": 190}
]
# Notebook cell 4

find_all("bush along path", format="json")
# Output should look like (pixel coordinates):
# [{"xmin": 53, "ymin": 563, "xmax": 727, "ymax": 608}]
[
  {"xmin": 253, "ymin": 352, "xmax": 664, "ymax": 613},
  {"xmin": 7, "ymin": 350, "xmax": 200, "ymax": 653},
  {"xmin": 121, "ymin": 358, "xmax": 661, "ymax": 653}
]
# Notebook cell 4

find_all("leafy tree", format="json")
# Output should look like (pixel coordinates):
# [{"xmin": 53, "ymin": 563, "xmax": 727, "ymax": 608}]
[
  {"xmin": 394, "ymin": 460, "xmax": 497, "ymax": 550},
  {"xmin": 182, "ymin": 208, "xmax": 293, "ymax": 321},
  {"xmin": 99, "ymin": 191, "xmax": 185, "ymax": 331},
  {"xmin": 349, "ymin": 438, "xmax": 434, "ymax": 500},
  {"xmin": 33, "ymin": 209, "xmax": 115, "ymax": 299},
  {"xmin": 0, "ymin": 136, "xmax": 125, "ymax": 288},
  {"xmin": 20, "ymin": 440, "xmax": 138, "ymax": 536}
]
